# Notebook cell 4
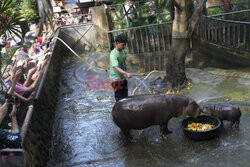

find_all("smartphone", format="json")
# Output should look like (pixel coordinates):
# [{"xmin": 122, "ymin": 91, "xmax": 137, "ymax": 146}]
[{"xmin": 0, "ymin": 91, "xmax": 6, "ymax": 103}]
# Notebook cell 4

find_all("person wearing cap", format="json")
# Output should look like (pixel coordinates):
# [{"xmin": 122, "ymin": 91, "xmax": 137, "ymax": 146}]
[{"xmin": 110, "ymin": 34, "xmax": 132, "ymax": 102}]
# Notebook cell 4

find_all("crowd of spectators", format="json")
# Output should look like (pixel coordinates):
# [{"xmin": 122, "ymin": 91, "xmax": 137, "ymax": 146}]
[
  {"xmin": 0, "ymin": 6, "xmax": 92, "ymax": 151},
  {"xmin": 53, "ymin": 11, "xmax": 92, "ymax": 27},
  {"xmin": 0, "ymin": 21, "xmax": 53, "ymax": 149}
]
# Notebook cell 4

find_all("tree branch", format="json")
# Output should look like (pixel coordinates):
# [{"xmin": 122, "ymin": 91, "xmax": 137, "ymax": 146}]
[
  {"xmin": 171, "ymin": 0, "xmax": 183, "ymax": 11},
  {"xmin": 187, "ymin": 0, "xmax": 207, "ymax": 38}
]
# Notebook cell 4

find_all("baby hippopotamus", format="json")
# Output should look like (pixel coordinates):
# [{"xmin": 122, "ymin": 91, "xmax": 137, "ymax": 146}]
[
  {"xmin": 112, "ymin": 94, "xmax": 201, "ymax": 139},
  {"xmin": 202, "ymin": 103, "xmax": 241, "ymax": 128}
]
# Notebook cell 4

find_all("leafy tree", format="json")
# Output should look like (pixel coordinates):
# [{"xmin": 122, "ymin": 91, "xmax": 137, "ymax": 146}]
[
  {"xmin": 164, "ymin": 0, "xmax": 207, "ymax": 89},
  {"xmin": 20, "ymin": 0, "xmax": 38, "ymax": 22},
  {"xmin": 0, "ymin": 0, "xmax": 25, "ymax": 39},
  {"xmin": 0, "ymin": 0, "xmax": 26, "ymax": 84},
  {"xmin": 127, "ymin": 0, "xmax": 206, "ymax": 89},
  {"xmin": 36, "ymin": 0, "xmax": 54, "ymax": 34}
]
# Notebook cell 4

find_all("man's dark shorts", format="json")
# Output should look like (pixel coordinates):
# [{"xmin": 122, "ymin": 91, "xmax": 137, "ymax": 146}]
[{"xmin": 111, "ymin": 79, "xmax": 128, "ymax": 102}]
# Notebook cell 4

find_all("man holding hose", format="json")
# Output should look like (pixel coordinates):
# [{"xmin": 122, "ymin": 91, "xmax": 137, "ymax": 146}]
[{"xmin": 110, "ymin": 34, "xmax": 132, "ymax": 102}]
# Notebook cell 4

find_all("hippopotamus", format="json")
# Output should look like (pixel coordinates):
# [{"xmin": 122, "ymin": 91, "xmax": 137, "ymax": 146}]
[
  {"xmin": 202, "ymin": 103, "xmax": 241, "ymax": 128},
  {"xmin": 112, "ymin": 94, "xmax": 201, "ymax": 139}
]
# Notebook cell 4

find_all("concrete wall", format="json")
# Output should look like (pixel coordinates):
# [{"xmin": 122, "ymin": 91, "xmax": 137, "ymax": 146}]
[
  {"xmin": 22, "ymin": 29, "xmax": 80, "ymax": 166},
  {"xmin": 187, "ymin": 37, "xmax": 250, "ymax": 69}
]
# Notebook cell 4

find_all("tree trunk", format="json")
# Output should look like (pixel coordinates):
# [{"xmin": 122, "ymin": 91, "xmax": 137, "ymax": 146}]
[
  {"xmin": 165, "ymin": 38, "xmax": 188, "ymax": 88},
  {"xmin": 164, "ymin": 0, "xmax": 207, "ymax": 89},
  {"xmin": 164, "ymin": 0, "xmax": 188, "ymax": 88}
]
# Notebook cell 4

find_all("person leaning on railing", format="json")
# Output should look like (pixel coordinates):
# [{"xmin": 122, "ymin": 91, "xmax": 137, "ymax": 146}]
[{"xmin": 0, "ymin": 66, "xmax": 22, "ymax": 149}]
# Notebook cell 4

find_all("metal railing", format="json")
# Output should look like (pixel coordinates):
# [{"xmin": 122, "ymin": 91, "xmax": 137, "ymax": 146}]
[
  {"xmin": 108, "ymin": 22, "xmax": 172, "ymax": 54},
  {"xmin": 207, "ymin": 1, "xmax": 248, "ymax": 15},
  {"xmin": 196, "ymin": 15, "xmax": 250, "ymax": 52},
  {"xmin": 208, "ymin": 9, "xmax": 250, "ymax": 21}
]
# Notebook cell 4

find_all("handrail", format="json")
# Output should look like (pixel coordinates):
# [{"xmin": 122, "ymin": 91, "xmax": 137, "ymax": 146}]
[
  {"xmin": 207, "ymin": 1, "xmax": 248, "ymax": 9},
  {"xmin": 60, "ymin": 23, "xmax": 93, "ymax": 29},
  {"xmin": 108, "ymin": 21, "xmax": 172, "ymax": 33},
  {"xmin": 205, "ymin": 15, "xmax": 250, "ymax": 24},
  {"xmin": 208, "ymin": 9, "xmax": 250, "ymax": 18},
  {"xmin": 21, "ymin": 105, "xmax": 33, "ymax": 146}
]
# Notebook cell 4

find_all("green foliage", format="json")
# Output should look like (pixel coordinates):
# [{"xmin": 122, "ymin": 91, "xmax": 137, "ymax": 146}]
[
  {"xmin": 0, "ymin": 46, "xmax": 22, "ymax": 74},
  {"xmin": 166, "ymin": 0, "xmax": 174, "ymax": 20},
  {"xmin": 231, "ymin": 0, "xmax": 240, "ymax": 3},
  {"xmin": 109, "ymin": 0, "xmax": 173, "ymax": 29},
  {"xmin": 0, "ymin": 0, "xmax": 26, "ymax": 78},
  {"xmin": 20, "ymin": 0, "xmax": 38, "ymax": 21},
  {"xmin": 207, "ymin": 7, "xmax": 223, "ymax": 16},
  {"xmin": 38, "ymin": 0, "xmax": 54, "ymax": 35},
  {"xmin": 0, "ymin": 0, "xmax": 25, "ymax": 39}
]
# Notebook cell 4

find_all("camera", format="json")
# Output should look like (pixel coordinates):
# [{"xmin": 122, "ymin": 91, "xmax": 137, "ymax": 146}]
[
  {"xmin": 7, "ymin": 96, "xmax": 16, "ymax": 114},
  {"xmin": 0, "ymin": 91, "xmax": 14, "ymax": 101},
  {"xmin": 0, "ymin": 91, "xmax": 16, "ymax": 114},
  {"xmin": 0, "ymin": 91, "xmax": 10, "ymax": 103}
]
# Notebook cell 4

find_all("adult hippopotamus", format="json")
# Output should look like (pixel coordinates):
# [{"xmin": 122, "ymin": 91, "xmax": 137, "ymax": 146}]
[
  {"xmin": 202, "ymin": 103, "xmax": 241, "ymax": 128},
  {"xmin": 112, "ymin": 94, "xmax": 201, "ymax": 139}
]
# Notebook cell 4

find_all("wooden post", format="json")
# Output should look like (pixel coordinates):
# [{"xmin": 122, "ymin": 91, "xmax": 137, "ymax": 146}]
[
  {"xmin": 223, "ymin": 22, "xmax": 226, "ymax": 44},
  {"xmin": 215, "ymin": 20, "xmax": 218, "ymax": 43},
  {"xmin": 227, "ymin": 23, "xmax": 231, "ymax": 45},
  {"xmin": 150, "ymin": 26, "xmax": 156, "ymax": 52},
  {"xmin": 166, "ymin": 25, "xmax": 171, "ymax": 49},
  {"xmin": 130, "ymin": 30, "xmax": 134, "ymax": 53},
  {"xmin": 218, "ymin": 21, "xmax": 222, "ymax": 43},
  {"xmin": 211, "ymin": 20, "xmax": 214, "ymax": 41},
  {"xmin": 243, "ymin": 24, "xmax": 247, "ymax": 50},
  {"xmin": 140, "ymin": 29, "xmax": 145, "ymax": 53},
  {"xmin": 160, "ymin": 24, "xmax": 166, "ymax": 51},
  {"xmin": 208, "ymin": 19, "xmax": 211, "ymax": 41},
  {"xmin": 157, "ymin": 25, "xmax": 161, "ymax": 52},
  {"xmin": 233, "ymin": 24, "xmax": 236, "ymax": 47},
  {"xmin": 238, "ymin": 24, "xmax": 241, "ymax": 48},
  {"xmin": 145, "ymin": 28, "xmax": 150, "ymax": 52},
  {"xmin": 134, "ymin": 29, "xmax": 140, "ymax": 53},
  {"xmin": 205, "ymin": 17, "xmax": 207, "ymax": 40}
]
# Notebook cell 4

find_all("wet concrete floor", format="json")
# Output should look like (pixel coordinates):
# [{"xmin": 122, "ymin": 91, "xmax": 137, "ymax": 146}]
[{"xmin": 48, "ymin": 60, "xmax": 250, "ymax": 167}]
